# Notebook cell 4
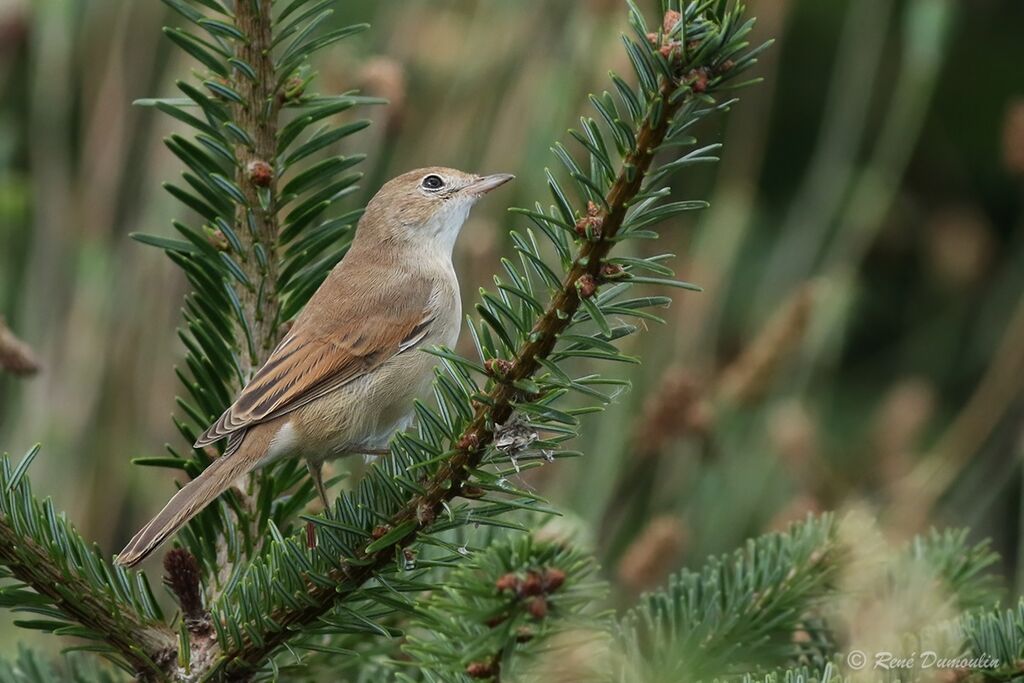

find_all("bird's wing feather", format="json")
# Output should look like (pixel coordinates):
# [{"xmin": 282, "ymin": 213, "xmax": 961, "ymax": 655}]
[{"xmin": 195, "ymin": 279, "xmax": 434, "ymax": 447}]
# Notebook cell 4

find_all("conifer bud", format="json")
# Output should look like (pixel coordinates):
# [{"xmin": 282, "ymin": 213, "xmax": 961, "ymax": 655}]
[
  {"xmin": 686, "ymin": 67, "xmax": 710, "ymax": 93},
  {"xmin": 662, "ymin": 10, "xmax": 682, "ymax": 34},
  {"xmin": 526, "ymin": 596, "xmax": 548, "ymax": 619},
  {"xmin": 576, "ymin": 274, "xmax": 598, "ymax": 299},
  {"xmin": 466, "ymin": 661, "xmax": 495, "ymax": 679},
  {"xmin": 247, "ymin": 160, "xmax": 273, "ymax": 187},
  {"xmin": 163, "ymin": 548, "xmax": 204, "ymax": 624},
  {"xmin": 542, "ymin": 567, "xmax": 566, "ymax": 592},
  {"xmin": 484, "ymin": 358, "xmax": 514, "ymax": 378},
  {"xmin": 207, "ymin": 228, "xmax": 230, "ymax": 252},
  {"xmin": 495, "ymin": 573, "xmax": 519, "ymax": 593}
]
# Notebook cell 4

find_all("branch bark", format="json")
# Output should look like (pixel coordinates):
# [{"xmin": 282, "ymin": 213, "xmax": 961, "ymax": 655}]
[{"xmin": 231, "ymin": 0, "xmax": 282, "ymax": 374}]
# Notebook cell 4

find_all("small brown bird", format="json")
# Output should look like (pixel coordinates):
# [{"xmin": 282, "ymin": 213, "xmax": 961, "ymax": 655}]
[{"xmin": 117, "ymin": 167, "xmax": 513, "ymax": 567}]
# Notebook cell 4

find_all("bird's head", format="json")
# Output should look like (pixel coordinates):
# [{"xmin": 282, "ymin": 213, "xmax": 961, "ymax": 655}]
[{"xmin": 357, "ymin": 167, "xmax": 514, "ymax": 254}]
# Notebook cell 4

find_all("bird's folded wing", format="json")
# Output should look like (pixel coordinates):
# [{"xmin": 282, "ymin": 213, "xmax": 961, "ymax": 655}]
[{"xmin": 195, "ymin": 306, "xmax": 433, "ymax": 448}]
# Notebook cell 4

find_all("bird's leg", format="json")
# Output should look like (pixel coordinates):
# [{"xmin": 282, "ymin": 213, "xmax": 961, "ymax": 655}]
[{"xmin": 306, "ymin": 460, "xmax": 331, "ymax": 510}]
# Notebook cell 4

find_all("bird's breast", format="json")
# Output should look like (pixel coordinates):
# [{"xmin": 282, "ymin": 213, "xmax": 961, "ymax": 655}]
[
  {"xmin": 290, "ymin": 264, "xmax": 462, "ymax": 456},
  {"xmin": 424, "ymin": 263, "xmax": 462, "ymax": 348}
]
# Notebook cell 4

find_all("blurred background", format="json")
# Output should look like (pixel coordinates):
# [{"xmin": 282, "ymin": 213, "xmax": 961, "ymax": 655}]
[{"xmin": 1, "ymin": 0, "xmax": 1023, "ymax": 654}]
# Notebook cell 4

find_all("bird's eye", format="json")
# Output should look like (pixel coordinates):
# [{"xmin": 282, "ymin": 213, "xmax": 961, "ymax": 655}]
[{"xmin": 421, "ymin": 174, "xmax": 445, "ymax": 191}]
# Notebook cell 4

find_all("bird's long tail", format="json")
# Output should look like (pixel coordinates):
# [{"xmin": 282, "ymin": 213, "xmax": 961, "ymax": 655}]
[{"xmin": 116, "ymin": 437, "xmax": 259, "ymax": 567}]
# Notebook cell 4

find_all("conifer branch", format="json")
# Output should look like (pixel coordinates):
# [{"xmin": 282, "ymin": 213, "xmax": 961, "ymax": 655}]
[
  {"xmin": 197, "ymin": 3, "xmax": 770, "ymax": 677},
  {"xmin": 230, "ymin": 0, "xmax": 282, "ymax": 372},
  {"xmin": 0, "ymin": 525, "xmax": 175, "ymax": 678},
  {"xmin": 0, "ymin": 453, "xmax": 174, "ymax": 680}
]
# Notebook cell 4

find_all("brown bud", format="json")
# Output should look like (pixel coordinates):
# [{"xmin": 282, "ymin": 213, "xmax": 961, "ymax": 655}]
[
  {"xmin": 495, "ymin": 573, "xmax": 519, "ymax": 593},
  {"xmin": 575, "ymin": 202, "xmax": 604, "ymax": 239},
  {"xmin": 542, "ymin": 567, "xmax": 566, "ymax": 592},
  {"xmin": 416, "ymin": 502, "xmax": 436, "ymax": 526},
  {"xmin": 686, "ymin": 68, "xmax": 709, "ymax": 93},
  {"xmin": 600, "ymin": 263, "xmax": 625, "ymax": 280},
  {"xmin": 280, "ymin": 76, "xmax": 306, "ymax": 103},
  {"xmin": 163, "ymin": 548, "xmax": 204, "ymax": 624},
  {"xmin": 646, "ymin": 31, "xmax": 659, "ymax": 46},
  {"xmin": 460, "ymin": 485, "xmax": 486, "ymax": 499},
  {"xmin": 526, "ymin": 596, "xmax": 548, "ymax": 619},
  {"xmin": 717, "ymin": 59, "xmax": 735, "ymax": 74},
  {"xmin": 371, "ymin": 525, "xmax": 390, "ymax": 540},
  {"xmin": 207, "ymin": 228, "xmax": 230, "ymax": 252},
  {"xmin": 659, "ymin": 42, "xmax": 682, "ymax": 61},
  {"xmin": 247, "ymin": 160, "xmax": 273, "ymax": 188},
  {"xmin": 662, "ymin": 9, "xmax": 682, "ymax": 34},
  {"xmin": 466, "ymin": 661, "xmax": 496, "ymax": 679},
  {"xmin": 576, "ymin": 274, "xmax": 598, "ymax": 299},
  {"xmin": 484, "ymin": 358, "xmax": 514, "ymax": 378},
  {"xmin": 520, "ymin": 571, "xmax": 544, "ymax": 596},
  {"xmin": 457, "ymin": 432, "xmax": 480, "ymax": 451},
  {"xmin": 515, "ymin": 626, "xmax": 535, "ymax": 643}
]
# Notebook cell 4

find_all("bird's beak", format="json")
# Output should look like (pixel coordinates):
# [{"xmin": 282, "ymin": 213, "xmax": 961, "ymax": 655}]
[{"xmin": 465, "ymin": 173, "xmax": 515, "ymax": 196}]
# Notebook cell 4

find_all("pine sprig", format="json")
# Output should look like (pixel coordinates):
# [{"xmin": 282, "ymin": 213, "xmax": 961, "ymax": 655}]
[
  {"xmin": 401, "ymin": 535, "xmax": 607, "ymax": 682},
  {"xmin": 612, "ymin": 518, "xmax": 1003, "ymax": 682},
  {"xmin": 0, "ymin": 452, "xmax": 174, "ymax": 678},
  {"xmin": 192, "ymin": 2, "xmax": 772, "ymax": 678},
  {"xmin": 954, "ymin": 599, "xmax": 1024, "ymax": 679},
  {"xmin": 617, "ymin": 515, "xmax": 839, "ymax": 682}
]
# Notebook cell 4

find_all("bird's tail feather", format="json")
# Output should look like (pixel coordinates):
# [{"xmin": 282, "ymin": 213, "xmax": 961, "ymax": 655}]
[{"xmin": 116, "ymin": 441, "xmax": 258, "ymax": 567}]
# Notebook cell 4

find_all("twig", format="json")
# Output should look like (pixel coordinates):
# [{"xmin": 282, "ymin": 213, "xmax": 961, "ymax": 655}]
[
  {"xmin": 0, "ymin": 317, "xmax": 40, "ymax": 376},
  {"xmin": 231, "ymin": 0, "xmax": 282, "ymax": 373},
  {"xmin": 0, "ymin": 520, "xmax": 175, "ymax": 679}
]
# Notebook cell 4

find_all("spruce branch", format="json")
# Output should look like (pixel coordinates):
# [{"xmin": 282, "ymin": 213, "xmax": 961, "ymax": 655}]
[
  {"xmin": 616, "ymin": 515, "xmax": 840, "ymax": 682},
  {"xmin": 0, "ymin": 452, "xmax": 174, "ymax": 680},
  {"xmin": 612, "ymin": 518, "xmax": 1002, "ymax": 682},
  {"xmin": 193, "ymin": 2, "xmax": 773, "ymax": 678},
  {"xmin": 228, "ymin": 0, "xmax": 282, "ymax": 373},
  {"xmin": 401, "ymin": 535, "xmax": 606, "ymax": 682}
]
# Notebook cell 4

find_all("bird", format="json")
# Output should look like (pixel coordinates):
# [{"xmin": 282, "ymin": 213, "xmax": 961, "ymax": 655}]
[{"xmin": 116, "ymin": 167, "xmax": 513, "ymax": 567}]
